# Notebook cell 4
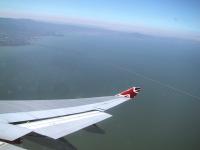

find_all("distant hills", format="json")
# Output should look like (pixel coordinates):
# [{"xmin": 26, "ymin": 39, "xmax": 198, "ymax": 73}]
[
  {"xmin": 0, "ymin": 17, "xmax": 153, "ymax": 46},
  {"xmin": 0, "ymin": 17, "xmax": 96, "ymax": 46}
]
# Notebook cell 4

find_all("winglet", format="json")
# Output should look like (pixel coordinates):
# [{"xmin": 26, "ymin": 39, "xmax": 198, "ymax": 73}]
[{"xmin": 117, "ymin": 87, "xmax": 141, "ymax": 99}]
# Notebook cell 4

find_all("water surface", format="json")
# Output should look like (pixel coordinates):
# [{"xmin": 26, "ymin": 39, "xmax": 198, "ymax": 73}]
[{"xmin": 0, "ymin": 31, "xmax": 200, "ymax": 150}]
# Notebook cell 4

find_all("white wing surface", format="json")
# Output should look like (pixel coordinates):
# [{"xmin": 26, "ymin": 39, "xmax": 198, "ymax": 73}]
[
  {"xmin": 19, "ymin": 111, "xmax": 111, "ymax": 139},
  {"xmin": 0, "ymin": 87, "xmax": 141, "ymax": 144},
  {"xmin": 0, "ymin": 123, "xmax": 31, "ymax": 141}
]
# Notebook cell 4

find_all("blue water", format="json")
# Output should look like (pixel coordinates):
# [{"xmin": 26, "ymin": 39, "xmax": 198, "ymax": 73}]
[{"xmin": 0, "ymin": 31, "xmax": 200, "ymax": 150}]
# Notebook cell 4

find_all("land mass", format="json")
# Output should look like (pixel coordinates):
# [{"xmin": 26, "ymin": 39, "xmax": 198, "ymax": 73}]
[{"xmin": 0, "ymin": 17, "xmax": 153, "ymax": 46}]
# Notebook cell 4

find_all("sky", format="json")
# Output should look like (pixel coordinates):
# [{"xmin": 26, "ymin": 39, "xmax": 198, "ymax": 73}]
[{"xmin": 0, "ymin": 0, "xmax": 199, "ymax": 40}]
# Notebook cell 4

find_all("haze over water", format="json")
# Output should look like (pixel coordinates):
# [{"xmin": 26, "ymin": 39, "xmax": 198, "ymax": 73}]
[{"xmin": 0, "ymin": 24, "xmax": 200, "ymax": 149}]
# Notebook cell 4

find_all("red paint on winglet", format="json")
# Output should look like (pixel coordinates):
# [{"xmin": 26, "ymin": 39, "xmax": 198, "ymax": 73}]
[{"xmin": 117, "ymin": 87, "xmax": 141, "ymax": 99}]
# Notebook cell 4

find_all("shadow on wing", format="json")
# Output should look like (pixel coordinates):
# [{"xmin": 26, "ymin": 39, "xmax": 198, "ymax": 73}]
[
  {"xmin": 84, "ymin": 124, "xmax": 105, "ymax": 134},
  {"xmin": 19, "ymin": 135, "xmax": 77, "ymax": 150}
]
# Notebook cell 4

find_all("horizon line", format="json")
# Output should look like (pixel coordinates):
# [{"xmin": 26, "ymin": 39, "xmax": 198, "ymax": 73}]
[{"xmin": 0, "ymin": 12, "xmax": 199, "ymax": 42}]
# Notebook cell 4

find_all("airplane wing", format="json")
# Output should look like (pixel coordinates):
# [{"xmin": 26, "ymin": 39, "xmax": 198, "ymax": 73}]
[
  {"xmin": 0, "ymin": 87, "xmax": 141, "ymax": 145},
  {"xmin": 0, "ymin": 141, "xmax": 26, "ymax": 150}
]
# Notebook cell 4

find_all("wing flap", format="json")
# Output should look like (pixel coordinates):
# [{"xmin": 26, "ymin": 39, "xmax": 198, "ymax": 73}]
[
  {"xmin": 0, "ymin": 123, "xmax": 31, "ymax": 141},
  {"xmin": 19, "ymin": 111, "xmax": 112, "ymax": 139}
]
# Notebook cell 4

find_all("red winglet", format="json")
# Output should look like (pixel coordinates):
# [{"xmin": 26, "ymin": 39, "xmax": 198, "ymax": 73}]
[{"xmin": 117, "ymin": 87, "xmax": 141, "ymax": 99}]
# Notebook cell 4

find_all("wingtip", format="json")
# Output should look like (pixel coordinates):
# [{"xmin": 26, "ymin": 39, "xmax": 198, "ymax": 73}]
[{"xmin": 116, "ymin": 87, "xmax": 141, "ymax": 99}]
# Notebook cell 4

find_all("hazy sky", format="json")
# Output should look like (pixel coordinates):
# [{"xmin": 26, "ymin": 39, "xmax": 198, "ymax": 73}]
[{"xmin": 0, "ymin": 0, "xmax": 199, "ymax": 40}]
